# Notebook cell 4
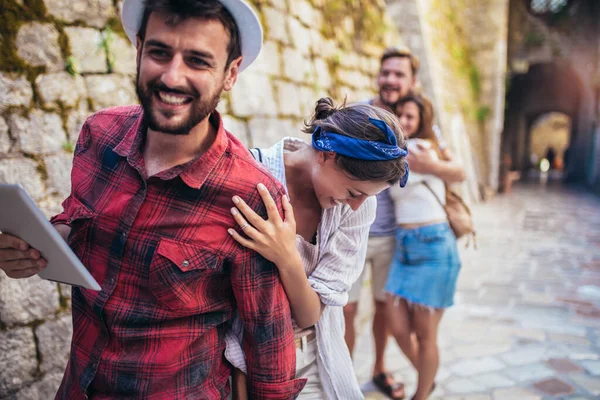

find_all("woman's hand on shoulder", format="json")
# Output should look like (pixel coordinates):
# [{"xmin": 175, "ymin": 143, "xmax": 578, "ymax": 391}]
[{"xmin": 228, "ymin": 183, "xmax": 300, "ymax": 268}]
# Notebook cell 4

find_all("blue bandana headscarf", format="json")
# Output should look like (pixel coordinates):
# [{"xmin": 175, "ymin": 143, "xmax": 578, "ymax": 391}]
[{"xmin": 312, "ymin": 117, "xmax": 409, "ymax": 187}]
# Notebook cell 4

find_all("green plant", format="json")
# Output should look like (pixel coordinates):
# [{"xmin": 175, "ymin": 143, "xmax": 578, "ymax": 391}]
[
  {"xmin": 62, "ymin": 141, "xmax": 74, "ymax": 153},
  {"xmin": 66, "ymin": 56, "xmax": 79, "ymax": 75},
  {"xmin": 99, "ymin": 26, "xmax": 116, "ymax": 73}
]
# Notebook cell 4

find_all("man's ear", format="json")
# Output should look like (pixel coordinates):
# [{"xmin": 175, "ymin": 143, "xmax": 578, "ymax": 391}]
[
  {"xmin": 136, "ymin": 36, "xmax": 143, "ymax": 68},
  {"xmin": 223, "ymin": 56, "xmax": 243, "ymax": 92}
]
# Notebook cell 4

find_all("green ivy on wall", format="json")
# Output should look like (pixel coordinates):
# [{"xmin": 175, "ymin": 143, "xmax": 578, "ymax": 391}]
[{"xmin": 429, "ymin": 0, "xmax": 492, "ymax": 127}]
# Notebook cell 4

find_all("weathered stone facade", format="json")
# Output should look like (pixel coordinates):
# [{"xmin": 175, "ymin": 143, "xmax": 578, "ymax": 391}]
[
  {"xmin": 0, "ymin": 0, "xmax": 396, "ymax": 397},
  {"xmin": 384, "ymin": 0, "xmax": 509, "ymax": 201},
  {"xmin": 416, "ymin": 0, "xmax": 510, "ymax": 195},
  {"xmin": 504, "ymin": 0, "xmax": 600, "ymax": 192}
]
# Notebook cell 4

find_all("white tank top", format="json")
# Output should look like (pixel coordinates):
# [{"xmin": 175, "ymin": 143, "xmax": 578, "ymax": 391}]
[{"xmin": 390, "ymin": 139, "xmax": 447, "ymax": 224}]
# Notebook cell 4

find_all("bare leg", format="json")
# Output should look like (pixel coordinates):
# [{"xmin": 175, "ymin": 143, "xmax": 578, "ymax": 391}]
[
  {"xmin": 343, "ymin": 302, "xmax": 358, "ymax": 356},
  {"xmin": 386, "ymin": 297, "xmax": 419, "ymax": 368},
  {"xmin": 411, "ymin": 307, "xmax": 444, "ymax": 400},
  {"xmin": 372, "ymin": 300, "xmax": 389, "ymax": 375}
]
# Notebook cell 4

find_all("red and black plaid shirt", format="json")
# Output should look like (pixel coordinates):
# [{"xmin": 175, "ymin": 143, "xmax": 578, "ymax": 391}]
[{"xmin": 51, "ymin": 106, "xmax": 305, "ymax": 399}]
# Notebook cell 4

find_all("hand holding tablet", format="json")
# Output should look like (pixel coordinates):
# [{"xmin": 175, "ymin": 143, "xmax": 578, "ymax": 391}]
[{"xmin": 0, "ymin": 184, "xmax": 101, "ymax": 291}]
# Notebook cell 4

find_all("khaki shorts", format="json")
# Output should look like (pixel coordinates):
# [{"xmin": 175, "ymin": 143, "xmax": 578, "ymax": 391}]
[
  {"xmin": 347, "ymin": 236, "xmax": 395, "ymax": 303},
  {"xmin": 296, "ymin": 337, "xmax": 324, "ymax": 399}
]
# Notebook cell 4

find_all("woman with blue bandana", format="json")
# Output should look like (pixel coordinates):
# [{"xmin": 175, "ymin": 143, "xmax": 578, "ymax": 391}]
[
  {"xmin": 386, "ymin": 93, "xmax": 464, "ymax": 400},
  {"xmin": 224, "ymin": 97, "xmax": 409, "ymax": 399}
]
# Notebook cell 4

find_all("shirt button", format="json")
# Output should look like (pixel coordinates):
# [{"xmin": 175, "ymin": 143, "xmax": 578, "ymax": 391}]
[{"xmin": 181, "ymin": 260, "xmax": 190, "ymax": 268}]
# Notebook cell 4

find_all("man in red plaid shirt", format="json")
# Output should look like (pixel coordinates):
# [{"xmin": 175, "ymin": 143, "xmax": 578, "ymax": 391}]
[{"xmin": 0, "ymin": 0, "xmax": 305, "ymax": 398}]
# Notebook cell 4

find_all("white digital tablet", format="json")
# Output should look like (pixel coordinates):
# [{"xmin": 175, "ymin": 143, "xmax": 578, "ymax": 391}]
[{"xmin": 0, "ymin": 184, "xmax": 101, "ymax": 291}]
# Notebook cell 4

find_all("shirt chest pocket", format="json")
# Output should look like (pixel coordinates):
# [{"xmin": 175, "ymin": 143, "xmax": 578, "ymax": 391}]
[{"xmin": 149, "ymin": 238, "xmax": 224, "ymax": 313}]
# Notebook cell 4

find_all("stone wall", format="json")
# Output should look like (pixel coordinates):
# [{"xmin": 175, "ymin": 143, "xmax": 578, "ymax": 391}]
[
  {"xmin": 415, "ymin": 0, "xmax": 510, "ymax": 195},
  {"xmin": 0, "ymin": 0, "xmax": 398, "ymax": 397}
]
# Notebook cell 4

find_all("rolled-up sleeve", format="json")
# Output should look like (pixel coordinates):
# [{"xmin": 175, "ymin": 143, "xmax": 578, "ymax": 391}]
[
  {"xmin": 50, "ymin": 117, "xmax": 91, "ymax": 227},
  {"xmin": 308, "ymin": 196, "xmax": 377, "ymax": 307}
]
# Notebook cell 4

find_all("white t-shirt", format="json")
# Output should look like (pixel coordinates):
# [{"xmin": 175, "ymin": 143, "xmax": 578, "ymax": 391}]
[{"xmin": 390, "ymin": 139, "xmax": 447, "ymax": 224}]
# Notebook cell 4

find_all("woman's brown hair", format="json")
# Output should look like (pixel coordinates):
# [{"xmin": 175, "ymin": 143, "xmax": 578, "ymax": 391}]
[
  {"xmin": 396, "ymin": 93, "xmax": 444, "ymax": 157},
  {"xmin": 303, "ymin": 97, "xmax": 409, "ymax": 186}
]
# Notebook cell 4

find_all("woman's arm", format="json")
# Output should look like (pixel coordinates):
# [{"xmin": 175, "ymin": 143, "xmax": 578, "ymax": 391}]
[
  {"xmin": 231, "ymin": 367, "xmax": 248, "ymax": 400},
  {"xmin": 228, "ymin": 183, "xmax": 323, "ymax": 328},
  {"xmin": 276, "ymin": 252, "xmax": 324, "ymax": 328}
]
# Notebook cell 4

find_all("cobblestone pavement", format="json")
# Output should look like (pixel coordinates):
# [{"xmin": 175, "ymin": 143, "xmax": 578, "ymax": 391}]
[{"xmin": 354, "ymin": 182, "xmax": 600, "ymax": 400}]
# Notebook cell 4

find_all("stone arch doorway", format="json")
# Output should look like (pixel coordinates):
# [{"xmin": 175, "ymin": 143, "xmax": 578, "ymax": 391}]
[
  {"xmin": 527, "ymin": 112, "xmax": 571, "ymax": 175},
  {"xmin": 501, "ymin": 61, "xmax": 593, "ymax": 183}
]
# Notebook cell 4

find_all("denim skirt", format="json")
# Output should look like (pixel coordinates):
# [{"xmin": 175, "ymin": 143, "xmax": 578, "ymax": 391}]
[{"xmin": 384, "ymin": 222, "xmax": 461, "ymax": 309}]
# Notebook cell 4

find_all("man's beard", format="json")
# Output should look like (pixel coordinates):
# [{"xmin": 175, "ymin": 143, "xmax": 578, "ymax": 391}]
[
  {"xmin": 136, "ymin": 71, "xmax": 222, "ymax": 135},
  {"xmin": 379, "ymin": 86, "xmax": 402, "ymax": 108}
]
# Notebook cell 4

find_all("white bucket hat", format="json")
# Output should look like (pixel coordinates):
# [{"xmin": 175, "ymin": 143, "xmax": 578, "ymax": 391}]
[{"xmin": 120, "ymin": 0, "xmax": 263, "ymax": 72}]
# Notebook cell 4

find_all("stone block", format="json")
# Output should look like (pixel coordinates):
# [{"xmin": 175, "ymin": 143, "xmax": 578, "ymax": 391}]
[
  {"xmin": 45, "ymin": 153, "xmax": 73, "ymax": 198},
  {"xmin": 320, "ymin": 39, "xmax": 339, "ymax": 60},
  {"xmin": 44, "ymin": 0, "xmax": 115, "ymax": 28},
  {"xmin": 110, "ymin": 34, "xmax": 137, "ymax": 75},
  {"xmin": 0, "ymin": 275, "xmax": 60, "ymax": 326},
  {"xmin": 309, "ymin": 29, "xmax": 325, "ymax": 55},
  {"xmin": 216, "ymin": 96, "xmax": 229, "ymax": 115},
  {"xmin": 36, "ymin": 315, "xmax": 72, "ymax": 374},
  {"xmin": 66, "ymin": 100, "xmax": 90, "ymax": 142},
  {"xmin": 282, "ymin": 48, "xmax": 312, "ymax": 82},
  {"xmin": 298, "ymin": 86, "xmax": 319, "ymax": 118},
  {"xmin": 269, "ymin": 0, "xmax": 287, "ymax": 11},
  {"xmin": 450, "ymin": 356, "xmax": 505, "ymax": 377},
  {"xmin": 245, "ymin": 41, "xmax": 281, "ymax": 76},
  {"xmin": 0, "ymin": 158, "xmax": 45, "ymax": 200},
  {"xmin": 16, "ymin": 22, "xmax": 64, "ymax": 72},
  {"xmin": 570, "ymin": 373, "xmax": 600, "ymax": 395},
  {"xmin": 85, "ymin": 75, "xmax": 137, "ymax": 111},
  {"xmin": 274, "ymin": 80, "xmax": 301, "ymax": 116},
  {"xmin": 444, "ymin": 377, "xmax": 486, "ymax": 394},
  {"xmin": 289, "ymin": 0, "xmax": 318, "ymax": 27},
  {"xmin": 532, "ymin": 378, "xmax": 574, "ymax": 396},
  {"xmin": 313, "ymin": 58, "xmax": 332, "ymax": 89},
  {"xmin": 264, "ymin": 7, "xmax": 290, "ymax": 44},
  {"xmin": 59, "ymin": 283, "xmax": 72, "ymax": 300},
  {"xmin": 65, "ymin": 27, "xmax": 106, "ymax": 74},
  {"xmin": 0, "ymin": 117, "xmax": 10, "ymax": 154},
  {"xmin": 10, "ymin": 110, "xmax": 66, "ymax": 155},
  {"xmin": 580, "ymin": 360, "xmax": 600, "ymax": 376},
  {"xmin": 337, "ymin": 68, "xmax": 367, "ymax": 89},
  {"xmin": 505, "ymin": 363, "xmax": 555, "ymax": 383},
  {"xmin": 0, "ymin": 327, "xmax": 37, "ymax": 397},
  {"xmin": 499, "ymin": 345, "xmax": 548, "ymax": 366},
  {"xmin": 0, "ymin": 73, "xmax": 33, "ymax": 111},
  {"xmin": 471, "ymin": 372, "xmax": 515, "ymax": 390},
  {"xmin": 546, "ymin": 358, "xmax": 584, "ymax": 373},
  {"xmin": 492, "ymin": 388, "xmax": 541, "ymax": 400},
  {"xmin": 288, "ymin": 18, "xmax": 311, "ymax": 55},
  {"xmin": 337, "ymin": 86, "xmax": 356, "ymax": 103},
  {"xmin": 14, "ymin": 371, "xmax": 64, "ymax": 400},
  {"xmin": 248, "ymin": 117, "xmax": 295, "ymax": 148},
  {"xmin": 36, "ymin": 72, "xmax": 87, "ymax": 108},
  {"xmin": 229, "ymin": 72, "xmax": 277, "ymax": 117},
  {"xmin": 222, "ymin": 116, "xmax": 249, "ymax": 147}
]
